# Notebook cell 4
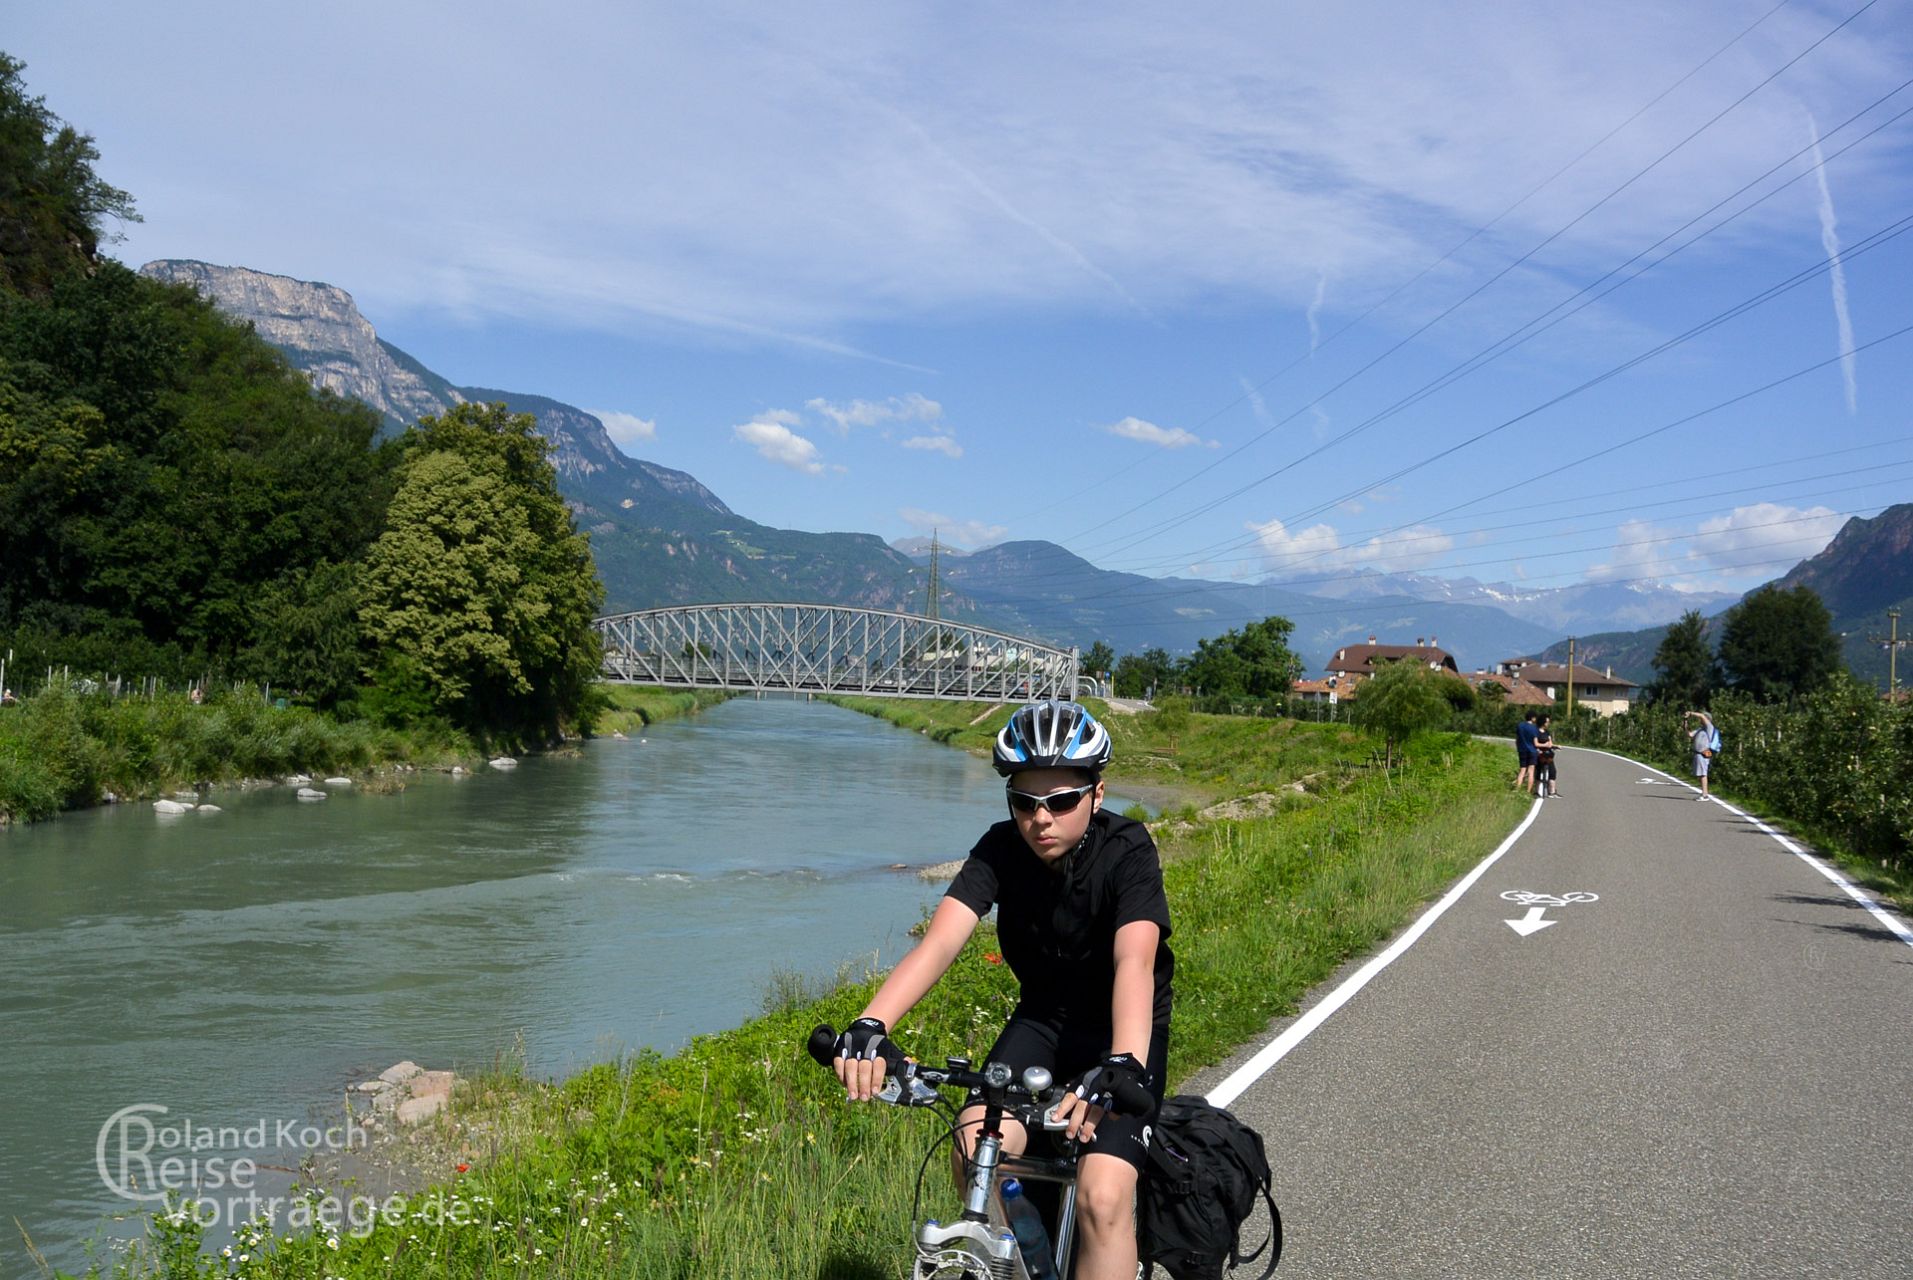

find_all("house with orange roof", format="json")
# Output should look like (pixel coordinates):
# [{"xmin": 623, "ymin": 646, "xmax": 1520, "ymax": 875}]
[{"xmin": 1497, "ymin": 657, "xmax": 1639, "ymax": 717}]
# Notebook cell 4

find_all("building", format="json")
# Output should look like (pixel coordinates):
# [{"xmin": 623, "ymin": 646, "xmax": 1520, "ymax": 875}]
[
  {"xmin": 1497, "ymin": 658, "xmax": 1639, "ymax": 717},
  {"xmin": 1325, "ymin": 635, "xmax": 1459, "ymax": 679},
  {"xmin": 1296, "ymin": 636, "xmax": 1460, "ymax": 704},
  {"xmin": 1458, "ymin": 670, "xmax": 1553, "ymax": 708}
]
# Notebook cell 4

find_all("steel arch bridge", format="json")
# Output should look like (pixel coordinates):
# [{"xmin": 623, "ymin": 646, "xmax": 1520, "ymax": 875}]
[{"xmin": 593, "ymin": 604, "xmax": 1083, "ymax": 702}]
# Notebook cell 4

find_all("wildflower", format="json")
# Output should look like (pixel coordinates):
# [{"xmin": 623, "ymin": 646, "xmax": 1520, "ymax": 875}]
[
  {"xmin": 456, "ymin": 1162, "xmax": 470, "ymax": 1173},
  {"xmin": 326, "ymin": 1236, "xmax": 340, "ymax": 1250},
  {"xmin": 983, "ymin": 951, "xmax": 1003, "ymax": 965}
]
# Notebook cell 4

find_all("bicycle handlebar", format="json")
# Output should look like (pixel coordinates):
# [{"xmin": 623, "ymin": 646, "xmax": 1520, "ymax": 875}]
[{"xmin": 806, "ymin": 1023, "xmax": 1156, "ymax": 1118}]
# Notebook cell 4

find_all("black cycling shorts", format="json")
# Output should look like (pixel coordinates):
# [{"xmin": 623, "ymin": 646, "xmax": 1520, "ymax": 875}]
[{"xmin": 965, "ymin": 1013, "xmax": 1171, "ymax": 1175}]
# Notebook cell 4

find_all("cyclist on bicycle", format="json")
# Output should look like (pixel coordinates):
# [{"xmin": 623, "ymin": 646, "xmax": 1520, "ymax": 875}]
[{"xmin": 834, "ymin": 699, "xmax": 1174, "ymax": 1280}]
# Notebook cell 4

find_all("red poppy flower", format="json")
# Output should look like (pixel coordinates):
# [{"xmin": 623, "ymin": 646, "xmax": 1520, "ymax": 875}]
[
  {"xmin": 984, "ymin": 952, "xmax": 1003, "ymax": 965},
  {"xmin": 456, "ymin": 1163, "xmax": 470, "ymax": 1173}
]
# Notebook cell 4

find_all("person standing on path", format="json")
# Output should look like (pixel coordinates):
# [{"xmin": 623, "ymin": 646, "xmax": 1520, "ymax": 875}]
[
  {"xmin": 1683, "ymin": 710, "xmax": 1716, "ymax": 800},
  {"xmin": 1534, "ymin": 714, "xmax": 1559, "ymax": 798},
  {"xmin": 1515, "ymin": 711, "xmax": 1540, "ymax": 795}
]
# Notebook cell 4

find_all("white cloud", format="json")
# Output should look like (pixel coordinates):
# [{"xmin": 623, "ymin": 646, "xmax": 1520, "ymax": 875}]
[
  {"xmin": 1249, "ymin": 516, "xmax": 1455, "ymax": 577},
  {"xmin": 899, "ymin": 507, "xmax": 1006, "ymax": 548},
  {"xmin": 1105, "ymin": 416, "xmax": 1216, "ymax": 449},
  {"xmin": 1585, "ymin": 504, "xmax": 1845, "ymax": 587},
  {"xmin": 587, "ymin": 408, "xmax": 658, "ymax": 453},
  {"xmin": 69, "ymin": 3, "xmax": 1900, "ymax": 343},
  {"xmin": 806, "ymin": 393, "xmax": 943, "ymax": 433},
  {"xmin": 733, "ymin": 418, "xmax": 825, "ymax": 475},
  {"xmin": 902, "ymin": 434, "xmax": 963, "ymax": 458}
]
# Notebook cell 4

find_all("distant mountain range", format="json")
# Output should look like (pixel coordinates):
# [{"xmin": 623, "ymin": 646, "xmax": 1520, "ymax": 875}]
[
  {"xmin": 138, "ymin": 260, "xmax": 952, "ymax": 619},
  {"xmin": 1296, "ymin": 568, "xmax": 1740, "ymax": 636},
  {"xmin": 145, "ymin": 258, "xmax": 1894, "ymax": 679},
  {"xmin": 1533, "ymin": 504, "xmax": 1913, "ymax": 690},
  {"xmin": 903, "ymin": 540, "xmax": 1564, "ymax": 673}
]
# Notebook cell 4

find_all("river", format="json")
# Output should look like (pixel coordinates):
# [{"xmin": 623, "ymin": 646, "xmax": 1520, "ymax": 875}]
[{"xmin": 0, "ymin": 697, "xmax": 1045, "ymax": 1278}]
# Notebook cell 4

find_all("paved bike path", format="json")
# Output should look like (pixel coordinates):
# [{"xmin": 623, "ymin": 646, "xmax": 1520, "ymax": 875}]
[{"xmin": 1188, "ymin": 745, "xmax": 1913, "ymax": 1279}]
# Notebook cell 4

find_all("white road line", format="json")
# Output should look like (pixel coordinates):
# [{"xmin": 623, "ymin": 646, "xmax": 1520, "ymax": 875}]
[
  {"xmin": 1205, "ymin": 797, "xmax": 1545, "ymax": 1110},
  {"xmin": 1567, "ymin": 745, "xmax": 1913, "ymax": 951},
  {"xmin": 1207, "ymin": 747, "xmax": 1913, "ymax": 1111}
]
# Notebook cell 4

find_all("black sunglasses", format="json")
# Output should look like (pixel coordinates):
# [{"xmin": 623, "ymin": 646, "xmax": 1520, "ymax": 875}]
[{"xmin": 1006, "ymin": 783, "xmax": 1095, "ymax": 815}]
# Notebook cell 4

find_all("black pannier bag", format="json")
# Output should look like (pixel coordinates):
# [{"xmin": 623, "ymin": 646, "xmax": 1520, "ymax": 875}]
[{"xmin": 1138, "ymin": 1094, "xmax": 1282, "ymax": 1280}]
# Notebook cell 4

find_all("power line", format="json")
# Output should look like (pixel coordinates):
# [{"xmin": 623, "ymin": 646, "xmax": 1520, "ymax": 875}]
[
  {"xmin": 1002, "ymin": 0, "xmax": 1804, "ymax": 525},
  {"xmin": 1040, "ymin": 214, "xmax": 1913, "ymax": 604},
  {"xmin": 1058, "ymin": 0, "xmax": 1887, "ymax": 549},
  {"xmin": 1009, "ymin": 318, "xmax": 1913, "ymax": 613},
  {"xmin": 1081, "ymin": 85, "xmax": 1913, "ymax": 570},
  {"xmin": 1079, "ymin": 550, "xmax": 1826, "ymax": 639},
  {"xmin": 984, "ymin": 52, "xmax": 1913, "ymax": 597},
  {"xmin": 1094, "ymin": 443, "xmax": 1913, "ymax": 581}
]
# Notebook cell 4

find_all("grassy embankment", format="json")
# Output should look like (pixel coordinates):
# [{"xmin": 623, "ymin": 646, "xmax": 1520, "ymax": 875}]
[
  {"xmin": 0, "ymin": 683, "xmax": 726, "ymax": 828},
  {"xmin": 594, "ymin": 686, "xmax": 733, "ymax": 737},
  {"xmin": 90, "ymin": 702, "xmax": 1528, "ymax": 1280},
  {"xmin": 0, "ymin": 682, "xmax": 466, "ymax": 826}
]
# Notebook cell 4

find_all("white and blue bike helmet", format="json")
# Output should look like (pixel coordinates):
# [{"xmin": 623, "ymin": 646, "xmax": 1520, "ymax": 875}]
[{"xmin": 992, "ymin": 700, "xmax": 1113, "ymax": 777}]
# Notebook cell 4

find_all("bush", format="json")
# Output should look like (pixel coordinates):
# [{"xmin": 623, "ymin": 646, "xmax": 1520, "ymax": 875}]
[{"xmin": 1554, "ymin": 676, "xmax": 1912, "ymax": 871}]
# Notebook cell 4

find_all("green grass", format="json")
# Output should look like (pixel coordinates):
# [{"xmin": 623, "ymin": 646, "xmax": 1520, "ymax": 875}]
[
  {"xmin": 594, "ymin": 686, "xmax": 733, "ymax": 737},
  {"xmin": 84, "ymin": 712, "xmax": 1527, "ymax": 1280},
  {"xmin": 0, "ymin": 682, "xmax": 467, "ymax": 825},
  {"xmin": 823, "ymin": 694, "xmax": 1379, "ymax": 807}
]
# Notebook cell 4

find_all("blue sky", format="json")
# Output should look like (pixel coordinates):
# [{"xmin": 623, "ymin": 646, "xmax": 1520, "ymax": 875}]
[{"xmin": 15, "ymin": 0, "xmax": 1913, "ymax": 596}]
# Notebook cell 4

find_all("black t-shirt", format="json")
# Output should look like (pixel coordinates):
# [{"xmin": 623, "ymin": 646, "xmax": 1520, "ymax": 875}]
[{"xmin": 946, "ymin": 810, "xmax": 1174, "ymax": 1030}]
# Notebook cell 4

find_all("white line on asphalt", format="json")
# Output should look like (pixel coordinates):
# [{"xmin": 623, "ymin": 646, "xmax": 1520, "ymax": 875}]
[
  {"xmin": 1205, "ymin": 797, "xmax": 1545, "ymax": 1110},
  {"xmin": 1564, "ymin": 745, "xmax": 1913, "ymax": 951}
]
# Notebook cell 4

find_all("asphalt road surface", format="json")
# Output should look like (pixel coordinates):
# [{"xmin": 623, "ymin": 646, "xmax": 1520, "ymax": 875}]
[{"xmin": 1187, "ymin": 744, "xmax": 1913, "ymax": 1279}]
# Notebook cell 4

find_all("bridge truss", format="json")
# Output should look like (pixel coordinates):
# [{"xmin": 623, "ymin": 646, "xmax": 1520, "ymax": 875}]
[{"xmin": 594, "ymin": 603, "xmax": 1082, "ymax": 702}]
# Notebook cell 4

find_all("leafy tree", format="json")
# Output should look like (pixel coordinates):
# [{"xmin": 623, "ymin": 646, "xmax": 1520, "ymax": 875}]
[
  {"xmin": 1647, "ymin": 609, "xmax": 1719, "ymax": 709},
  {"xmin": 1717, "ymin": 585, "xmax": 1840, "ymax": 703},
  {"xmin": 1181, "ymin": 616, "xmax": 1303, "ymax": 701},
  {"xmin": 357, "ymin": 403, "xmax": 603, "ymax": 742},
  {"xmin": 1349, "ymin": 661, "xmax": 1451, "ymax": 767},
  {"xmin": 1113, "ymin": 647, "xmax": 1176, "ymax": 699},
  {"xmin": 1082, "ymin": 641, "xmax": 1115, "ymax": 679},
  {"xmin": 0, "ymin": 264, "xmax": 398, "ymax": 688},
  {"xmin": 0, "ymin": 53, "xmax": 140, "ymax": 297}
]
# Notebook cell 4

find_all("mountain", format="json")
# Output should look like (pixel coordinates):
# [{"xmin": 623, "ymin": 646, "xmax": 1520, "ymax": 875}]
[
  {"xmin": 1533, "ymin": 504, "xmax": 1913, "ymax": 690},
  {"xmin": 939, "ymin": 541, "xmax": 1565, "ymax": 672},
  {"xmin": 1296, "ymin": 568, "xmax": 1739, "ymax": 634},
  {"xmin": 145, "ymin": 259, "xmax": 1634, "ymax": 669},
  {"xmin": 891, "ymin": 536, "xmax": 972, "ymax": 559},
  {"xmin": 139, "ymin": 260, "xmax": 961, "ymax": 619},
  {"xmin": 1768, "ymin": 503, "xmax": 1913, "ymax": 688}
]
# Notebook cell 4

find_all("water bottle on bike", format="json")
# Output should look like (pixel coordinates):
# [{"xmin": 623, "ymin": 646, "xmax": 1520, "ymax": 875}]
[{"xmin": 1000, "ymin": 1178, "xmax": 1060, "ymax": 1280}]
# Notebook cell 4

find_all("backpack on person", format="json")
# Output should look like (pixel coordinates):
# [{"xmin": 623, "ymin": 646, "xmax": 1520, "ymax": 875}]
[
  {"xmin": 1138, "ymin": 1095, "xmax": 1283, "ymax": 1280},
  {"xmin": 1708, "ymin": 725, "xmax": 1722, "ymax": 755}
]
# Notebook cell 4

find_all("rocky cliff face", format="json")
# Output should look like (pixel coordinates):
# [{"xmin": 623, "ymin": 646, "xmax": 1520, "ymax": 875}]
[
  {"xmin": 138, "ymin": 259, "xmax": 731, "ymax": 514},
  {"xmin": 1772, "ymin": 503, "xmax": 1913, "ymax": 619},
  {"xmin": 140, "ymin": 260, "xmax": 462, "ymax": 428},
  {"xmin": 132, "ymin": 259, "xmax": 976, "ymax": 618}
]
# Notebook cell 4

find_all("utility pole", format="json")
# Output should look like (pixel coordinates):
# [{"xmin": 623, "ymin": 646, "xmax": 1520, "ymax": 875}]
[
  {"xmin": 1870, "ymin": 607, "xmax": 1905, "ymax": 697},
  {"xmin": 926, "ymin": 529, "xmax": 941, "ymax": 624},
  {"xmin": 1566, "ymin": 636, "xmax": 1575, "ymax": 718}
]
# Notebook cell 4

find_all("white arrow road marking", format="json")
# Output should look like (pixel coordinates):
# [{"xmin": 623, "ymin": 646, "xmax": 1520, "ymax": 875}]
[{"xmin": 1505, "ymin": 906, "xmax": 1557, "ymax": 936}]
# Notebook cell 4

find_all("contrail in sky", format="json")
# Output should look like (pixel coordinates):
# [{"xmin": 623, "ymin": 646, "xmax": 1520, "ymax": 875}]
[
  {"xmin": 1806, "ymin": 113, "xmax": 1857, "ymax": 412},
  {"xmin": 884, "ymin": 107, "xmax": 1156, "ymax": 321},
  {"xmin": 1307, "ymin": 271, "xmax": 1327, "ymax": 353}
]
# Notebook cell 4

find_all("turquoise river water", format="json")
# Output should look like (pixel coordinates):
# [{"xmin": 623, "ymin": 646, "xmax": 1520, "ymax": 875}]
[{"xmin": 0, "ymin": 697, "xmax": 1066, "ymax": 1277}]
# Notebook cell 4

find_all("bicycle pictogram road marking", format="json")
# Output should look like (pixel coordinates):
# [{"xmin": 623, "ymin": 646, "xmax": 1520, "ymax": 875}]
[{"xmin": 1499, "ymin": 890, "xmax": 1599, "ymax": 908}]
